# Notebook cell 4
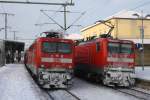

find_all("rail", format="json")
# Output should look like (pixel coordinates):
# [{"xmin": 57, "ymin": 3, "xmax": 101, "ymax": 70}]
[{"xmin": 114, "ymin": 87, "xmax": 150, "ymax": 100}]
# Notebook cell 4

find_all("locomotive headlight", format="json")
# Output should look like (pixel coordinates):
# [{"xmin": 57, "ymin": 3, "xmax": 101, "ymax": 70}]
[
  {"xmin": 118, "ymin": 67, "xmax": 122, "ymax": 71},
  {"xmin": 69, "ymin": 65, "xmax": 72, "ymax": 69},
  {"xmin": 41, "ymin": 65, "xmax": 45, "ymax": 68},
  {"xmin": 66, "ymin": 74, "xmax": 71, "ymax": 79},
  {"xmin": 130, "ymin": 73, "xmax": 136, "ymax": 78},
  {"xmin": 43, "ymin": 74, "xmax": 49, "ymax": 79}
]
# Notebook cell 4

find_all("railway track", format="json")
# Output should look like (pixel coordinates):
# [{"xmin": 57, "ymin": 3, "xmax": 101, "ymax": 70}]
[
  {"xmin": 45, "ymin": 91, "xmax": 55, "ymax": 100},
  {"xmin": 64, "ymin": 89, "xmax": 81, "ymax": 100},
  {"xmin": 45, "ymin": 89, "xmax": 81, "ymax": 100},
  {"xmin": 115, "ymin": 87, "xmax": 150, "ymax": 100}
]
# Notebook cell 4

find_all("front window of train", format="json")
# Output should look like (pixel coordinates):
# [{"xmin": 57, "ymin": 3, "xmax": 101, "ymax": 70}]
[
  {"xmin": 42, "ymin": 42, "xmax": 72, "ymax": 53},
  {"xmin": 108, "ymin": 43, "xmax": 120, "ymax": 54},
  {"xmin": 58, "ymin": 43, "xmax": 72, "ymax": 53},
  {"xmin": 120, "ymin": 44, "xmax": 133, "ymax": 54},
  {"xmin": 42, "ymin": 42, "xmax": 57, "ymax": 53},
  {"xmin": 108, "ymin": 43, "xmax": 133, "ymax": 54}
]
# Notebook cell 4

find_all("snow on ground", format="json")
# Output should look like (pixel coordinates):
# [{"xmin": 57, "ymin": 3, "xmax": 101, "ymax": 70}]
[
  {"xmin": 70, "ymin": 78, "xmax": 138, "ymax": 100},
  {"xmin": 49, "ymin": 90, "xmax": 76, "ymax": 100},
  {"xmin": 0, "ymin": 64, "xmax": 150, "ymax": 100},
  {"xmin": 135, "ymin": 66, "xmax": 150, "ymax": 81},
  {"xmin": 0, "ymin": 64, "xmax": 49, "ymax": 100}
]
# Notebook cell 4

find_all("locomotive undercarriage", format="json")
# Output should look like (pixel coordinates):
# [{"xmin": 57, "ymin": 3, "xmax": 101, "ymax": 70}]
[
  {"xmin": 38, "ymin": 68, "xmax": 73, "ymax": 88},
  {"xmin": 103, "ymin": 67, "xmax": 136, "ymax": 87}
]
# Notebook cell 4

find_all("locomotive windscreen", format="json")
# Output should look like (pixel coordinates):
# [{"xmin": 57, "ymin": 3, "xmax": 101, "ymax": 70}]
[
  {"xmin": 108, "ymin": 42, "xmax": 133, "ymax": 54},
  {"xmin": 108, "ymin": 43, "xmax": 120, "ymax": 53},
  {"xmin": 120, "ymin": 44, "xmax": 133, "ymax": 54},
  {"xmin": 42, "ymin": 42, "xmax": 72, "ymax": 53}
]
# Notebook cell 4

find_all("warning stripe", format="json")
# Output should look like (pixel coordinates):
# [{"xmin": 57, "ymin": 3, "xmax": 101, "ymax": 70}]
[
  {"xmin": 41, "ymin": 58, "xmax": 72, "ymax": 63},
  {"xmin": 107, "ymin": 57, "xmax": 134, "ymax": 63}
]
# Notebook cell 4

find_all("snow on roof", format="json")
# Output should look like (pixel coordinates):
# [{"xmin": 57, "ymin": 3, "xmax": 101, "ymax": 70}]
[
  {"xmin": 81, "ymin": 10, "xmax": 150, "ymax": 32},
  {"xmin": 64, "ymin": 33, "xmax": 83, "ymax": 40},
  {"xmin": 106, "ymin": 10, "xmax": 141, "ymax": 19}
]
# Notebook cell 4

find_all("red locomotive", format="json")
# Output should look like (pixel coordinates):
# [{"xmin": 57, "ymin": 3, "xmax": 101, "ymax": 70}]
[
  {"xmin": 75, "ymin": 37, "xmax": 136, "ymax": 87},
  {"xmin": 24, "ymin": 32, "xmax": 75, "ymax": 88}
]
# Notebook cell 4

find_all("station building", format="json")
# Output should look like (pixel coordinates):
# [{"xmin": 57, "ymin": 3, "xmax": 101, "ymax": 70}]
[{"xmin": 81, "ymin": 11, "xmax": 150, "ymax": 66}]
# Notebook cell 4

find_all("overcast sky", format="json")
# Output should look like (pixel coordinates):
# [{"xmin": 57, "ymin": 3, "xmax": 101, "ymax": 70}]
[{"xmin": 0, "ymin": 0, "xmax": 150, "ymax": 46}]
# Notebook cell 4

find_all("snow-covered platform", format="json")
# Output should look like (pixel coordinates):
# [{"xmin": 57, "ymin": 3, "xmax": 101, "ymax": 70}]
[
  {"xmin": 135, "ymin": 66, "xmax": 150, "ymax": 81},
  {"xmin": 0, "ymin": 64, "xmax": 149, "ymax": 100},
  {"xmin": 0, "ymin": 64, "xmax": 49, "ymax": 100}
]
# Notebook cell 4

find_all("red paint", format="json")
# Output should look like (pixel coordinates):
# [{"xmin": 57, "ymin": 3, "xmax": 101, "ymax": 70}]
[
  {"xmin": 24, "ymin": 37, "xmax": 75, "ymax": 74},
  {"xmin": 75, "ymin": 38, "xmax": 135, "ymax": 69}
]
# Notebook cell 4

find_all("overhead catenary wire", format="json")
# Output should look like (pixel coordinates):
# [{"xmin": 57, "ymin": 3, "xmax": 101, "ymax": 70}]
[
  {"xmin": 26, "ymin": 0, "xmax": 29, "ymax": 2},
  {"xmin": 41, "ymin": 9, "xmax": 80, "ymax": 13},
  {"xmin": 35, "ymin": 6, "xmax": 63, "ymax": 25},
  {"xmin": 0, "ymin": 1, "xmax": 74, "ymax": 6},
  {"xmin": 35, "ymin": 0, "xmax": 84, "ymax": 34},
  {"xmin": 102, "ymin": 0, "xmax": 150, "ymax": 24},
  {"xmin": 51, "ymin": 6, "xmax": 63, "ymax": 17},
  {"xmin": 40, "ymin": 10, "xmax": 64, "ymax": 30},
  {"xmin": 66, "ymin": 11, "xmax": 86, "ymax": 30},
  {"xmin": 41, "ymin": 7, "xmax": 85, "ymax": 32},
  {"xmin": 34, "ymin": 6, "xmax": 63, "ymax": 37},
  {"xmin": 118, "ymin": 0, "xmax": 150, "ymax": 16},
  {"xmin": 130, "ymin": 1, "xmax": 150, "ymax": 10}
]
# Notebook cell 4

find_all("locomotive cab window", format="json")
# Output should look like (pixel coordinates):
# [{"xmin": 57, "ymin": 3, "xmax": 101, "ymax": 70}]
[
  {"xmin": 42, "ymin": 42, "xmax": 57, "ymax": 53},
  {"xmin": 108, "ymin": 43, "xmax": 120, "ymax": 54},
  {"xmin": 108, "ymin": 42, "xmax": 133, "ymax": 54},
  {"xmin": 42, "ymin": 42, "xmax": 72, "ymax": 53},
  {"xmin": 121, "ymin": 44, "xmax": 133, "ymax": 54},
  {"xmin": 96, "ymin": 42, "xmax": 100, "ymax": 52},
  {"xmin": 58, "ymin": 43, "xmax": 72, "ymax": 53}
]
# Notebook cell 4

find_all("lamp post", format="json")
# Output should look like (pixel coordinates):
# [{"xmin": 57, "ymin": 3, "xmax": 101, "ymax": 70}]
[{"xmin": 133, "ymin": 11, "xmax": 150, "ymax": 70}]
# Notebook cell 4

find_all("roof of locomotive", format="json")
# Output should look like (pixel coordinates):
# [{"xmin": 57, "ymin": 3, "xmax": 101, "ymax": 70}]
[
  {"xmin": 35, "ymin": 37, "xmax": 74, "ymax": 43},
  {"xmin": 78, "ymin": 38, "xmax": 134, "ymax": 46},
  {"xmin": 26, "ymin": 37, "xmax": 74, "ymax": 51}
]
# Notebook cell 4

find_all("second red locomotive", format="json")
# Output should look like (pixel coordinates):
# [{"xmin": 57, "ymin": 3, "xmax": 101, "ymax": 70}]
[
  {"xmin": 24, "ymin": 32, "xmax": 75, "ymax": 88},
  {"xmin": 75, "ymin": 37, "xmax": 136, "ymax": 87}
]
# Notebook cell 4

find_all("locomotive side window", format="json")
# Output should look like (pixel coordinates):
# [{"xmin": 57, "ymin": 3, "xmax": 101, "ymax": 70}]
[{"xmin": 96, "ymin": 42, "xmax": 100, "ymax": 52}]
